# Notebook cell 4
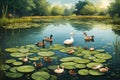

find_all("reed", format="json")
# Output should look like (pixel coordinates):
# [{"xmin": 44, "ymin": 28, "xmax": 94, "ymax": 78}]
[
  {"xmin": 113, "ymin": 36, "xmax": 120, "ymax": 63},
  {"xmin": 0, "ymin": 49, "xmax": 4, "ymax": 80}
]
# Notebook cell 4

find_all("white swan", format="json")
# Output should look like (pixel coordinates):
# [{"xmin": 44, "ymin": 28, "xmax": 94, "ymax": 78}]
[
  {"xmin": 64, "ymin": 32, "xmax": 74, "ymax": 45},
  {"xmin": 54, "ymin": 65, "xmax": 64, "ymax": 74}
]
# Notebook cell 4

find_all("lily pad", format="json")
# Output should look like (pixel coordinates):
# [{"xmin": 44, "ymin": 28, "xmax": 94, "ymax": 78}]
[
  {"xmin": 74, "ymin": 59, "xmax": 90, "ymax": 64},
  {"xmin": 93, "ymin": 59, "xmax": 106, "ymax": 63},
  {"xmin": 29, "ymin": 57, "xmax": 40, "ymax": 61},
  {"xmin": 60, "ymin": 62, "xmax": 77, "ymax": 69},
  {"xmin": 10, "ymin": 53, "xmax": 26, "ymax": 57},
  {"xmin": 31, "ymin": 71, "xmax": 50, "ymax": 80},
  {"xmin": 75, "ymin": 64, "xmax": 86, "ymax": 68},
  {"xmin": 78, "ymin": 69, "xmax": 89, "ymax": 75},
  {"xmin": 60, "ymin": 57, "xmax": 81, "ymax": 62},
  {"xmin": 50, "ymin": 44, "xmax": 65, "ymax": 50},
  {"xmin": 26, "ymin": 44, "xmax": 36, "ymax": 48},
  {"xmin": 5, "ymin": 48, "xmax": 19, "ymax": 52},
  {"xmin": 81, "ymin": 50, "xmax": 91, "ymax": 55},
  {"xmin": 94, "ymin": 53, "xmax": 112, "ymax": 59},
  {"xmin": 60, "ymin": 48, "xmax": 71, "ymax": 53},
  {"xmin": 36, "ymin": 77, "xmax": 46, "ymax": 80},
  {"xmin": 5, "ymin": 72, "xmax": 23, "ymax": 78},
  {"xmin": 13, "ymin": 62, "xmax": 23, "ymax": 66},
  {"xmin": 5, "ymin": 59, "xmax": 16, "ymax": 64},
  {"xmin": 50, "ymin": 75, "xmax": 57, "ymax": 80},
  {"xmin": 9, "ymin": 67, "xmax": 17, "ymax": 72},
  {"xmin": 96, "ymin": 49, "xmax": 105, "ymax": 53},
  {"xmin": 48, "ymin": 65, "xmax": 58, "ymax": 70},
  {"xmin": 18, "ymin": 48, "xmax": 29, "ymax": 53},
  {"xmin": 38, "ymin": 51, "xmax": 55, "ymax": 57},
  {"xmin": 87, "ymin": 62, "xmax": 102, "ymax": 68},
  {"xmin": 1, "ymin": 64, "xmax": 11, "ymax": 70},
  {"xmin": 17, "ymin": 65, "xmax": 35, "ymax": 73},
  {"xmin": 89, "ymin": 70, "xmax": 104, "ymax": 75}
]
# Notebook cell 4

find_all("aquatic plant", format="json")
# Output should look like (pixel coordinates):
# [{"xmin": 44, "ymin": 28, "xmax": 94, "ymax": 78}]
[{"xmin": 113, "ymin": 36, "xmax": 120, "ymax": 63}]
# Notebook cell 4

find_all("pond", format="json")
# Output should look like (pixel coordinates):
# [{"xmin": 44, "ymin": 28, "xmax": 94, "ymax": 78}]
[{"xmin": 1, "ymin": 21, "xmax": 120, "ymax": 80}]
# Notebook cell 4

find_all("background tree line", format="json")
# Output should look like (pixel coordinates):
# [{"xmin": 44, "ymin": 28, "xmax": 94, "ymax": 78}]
[{"xmin": 0, "ymin": 0, "xmax": 120, "ymax": 18}]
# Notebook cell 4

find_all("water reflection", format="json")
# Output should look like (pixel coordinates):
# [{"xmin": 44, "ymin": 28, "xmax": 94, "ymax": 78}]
[
  {"xmin": 1, "ymin": 21, "xmax": 120, "ymax": 80},
  {"xmin": 113, "ymin": 36, "xmax": 120, "ymax": 64}
]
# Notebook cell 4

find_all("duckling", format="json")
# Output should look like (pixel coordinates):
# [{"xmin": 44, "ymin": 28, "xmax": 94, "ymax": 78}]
[
  {"xmin": 69, "ymin": 70, "xmax": 77, "ymax": 75},
  {"xmin": 33, "ymin": 62, "xmax": 43, "ymax": 68},
  {"xmin": 22, "ymin": 55, "xmax": 28, "ymax": 62},
  {"xmin": 92, "ymin": 64, "xmax": 103, "ymax": 69},
  {"xmin": 89, "ymin": 46, "xmax": 95, "ymax": 51},
  {"xmin": 43, "ymin": 57, "xmax": 52, "ymax": 62},
  {"xmin": 44, "ymin": 35, "xmax": 53, "ymax": 42},
  {"xmin": 99, "ymin": 67, "xmax": 109, "ymax": 72},
  {"xmin": 67, "ymin": 49, "xmax": 75, "ymax": 54},
  {"xmin": 83, "ymin": 32, "xmax": 94, "ymax": 41},
  {"xmin": 36, "ymin": 39, "xmax": 45, "ymax": 48},
  {"xmin": 54, "ymin": 65, "xmax": 64, "ymax": 74}
]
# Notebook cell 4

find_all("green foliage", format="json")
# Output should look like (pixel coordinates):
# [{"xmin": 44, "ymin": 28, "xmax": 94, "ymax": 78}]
[
  {"xmin": 113, "ymin": 36, "xmax": 120, "ymax": 63},
  {"xmin": 75, "ymin": 0, "xmax": 96, "ymax": 15},
  {"xmin": 0, "ymin": 49, "xmax": 4, "ymax": 80},
  {"xmin": 51, "ymin": 5, "xmax": 64, "ymax": 16},
  {"xmin": 33, "ymin": 0, "xmax": 51, "ymax": 16},
  {"xmin": 80, "ymin": 4, "xmax": 96, "ymax": 15},
  {"xmin": 108, "ymin": 0, "xmax": 120, "ymax": 17}
]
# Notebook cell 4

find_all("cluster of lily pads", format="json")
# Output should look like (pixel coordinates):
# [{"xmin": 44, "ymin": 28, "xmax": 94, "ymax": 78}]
[{"xmin": 2, "ymin": 43, "xmax": 112, "ymax": 79}]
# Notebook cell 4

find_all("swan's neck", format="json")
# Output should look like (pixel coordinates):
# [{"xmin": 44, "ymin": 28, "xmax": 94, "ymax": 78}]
[{"xmin": 71, "ymin": 36, "xmax": 74, "ymax": 41}]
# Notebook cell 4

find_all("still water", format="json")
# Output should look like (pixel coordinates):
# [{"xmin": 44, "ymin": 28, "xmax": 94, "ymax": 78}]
[{"xmin": 1, "ymin": 21, "xmax": 120, "ymax": 80}]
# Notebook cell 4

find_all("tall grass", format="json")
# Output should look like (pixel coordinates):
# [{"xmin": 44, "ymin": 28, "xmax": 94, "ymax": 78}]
[
  {"xmin": 113, "ymin": 36, "xmax": 120, "ymax": 64},
  {"xmin": 0, "ymin": 49, "xmax": 4, "ymax": 80}
]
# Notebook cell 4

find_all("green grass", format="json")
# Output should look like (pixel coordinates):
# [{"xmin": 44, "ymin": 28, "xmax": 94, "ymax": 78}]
[{"xmin": 0, "ymin": 17, "xmax": 32, "ymax": 27}]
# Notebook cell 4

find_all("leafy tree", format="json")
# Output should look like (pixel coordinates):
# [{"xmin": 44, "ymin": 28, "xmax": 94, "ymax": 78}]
[
  {"xmin": 74, "ymin": 0, "xmax": 87, "ymax": 15},
  {"xmin": 108, "ymin": 0, "xmax": 120, "ymax": 17},
  {"xmin": 33, "ymin": 0, "xmax": 51, "ymax": 16},
  {"xmin": 75, "ymin": 0, "xmax": 96, "ymax": 15},
  {"xmin": 64, "ymin": 6, "xmax": 75, "ymax": 16},
  {"xmin": 80, "ymin": 3, "xmax": 96, "ymax": 15},
  {"xmin": 51, "ymin": 5, "xmax": 64, "ymax": 16}
]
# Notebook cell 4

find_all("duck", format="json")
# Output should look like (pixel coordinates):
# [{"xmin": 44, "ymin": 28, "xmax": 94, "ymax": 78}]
[
  {"xmin": 35, "ymin": 39, "xmax": 45, "ymax": 48},
  {"xmin": 83, "ymin": 32, "xmax": 94, "ymax": 41},
  {"xmin": 69, "ymin": 70, "xmax": 77, "ymax": 75},
  {"xmin": 54, "ymin": 65, "xmax": 64, "ymax": 74},
  {"xmin": 92, "ymin": 64, "xmax": 103, "ymax": 69},
  {"xmin": 67, "ymin": 49, "xmax": 75, "ymax": 54},
  {"xmin": 89, "ymin": 46, "xmax": 95, "ymax": 51},
  {"xmin": 43, "ymin": 57, "xmax": 52, "ymax": 62},
  {"xmin": 64, "ymin": 32, "xmax": 74, "ymax": 46},
  {"xmin": 44, "ymin": 35, "xmax": 53, "ymax": 42},
  {"xmin": 22, "ymin": 55, "xmax": 28, "ymax": 62},
  {"xmin": 99, "ymin": 67, "xmax": 109, "ymax": 72},
  {"xmin": 33, "ymin": 62, "xmax": 43, "ymax": 68}
]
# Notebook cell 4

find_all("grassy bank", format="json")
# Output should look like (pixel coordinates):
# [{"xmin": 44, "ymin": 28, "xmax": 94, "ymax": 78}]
[
  {"xmin": 0, "ymin": 17, "xmax": 32, "ymax": 27},
  {"xmin": 0, "ymin": 16, "xmax": 113, "ymax": 29}
]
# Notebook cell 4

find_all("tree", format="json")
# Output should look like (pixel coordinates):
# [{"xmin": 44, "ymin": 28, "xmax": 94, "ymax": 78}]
[
  {"xmin": 64, "ymin": 6, "xmax": 75, "ymax": 16},
  {"xmin": 108, "ymin": 0, "xmax": 120, "ymax": 17},
  {"xmin": 80, "ymin": 4, "xmax": 96, "ymax": 15},
  {"xmin": 51, "ymin": 5, "xmax": 64, "ymax": 16},
  {"xmin": 75, "ymin": 0, "xmax": 96, "ymax": 15},
  {"xmin": 33, "ymin": 0, "xmax": 51, "ymax": 16}
]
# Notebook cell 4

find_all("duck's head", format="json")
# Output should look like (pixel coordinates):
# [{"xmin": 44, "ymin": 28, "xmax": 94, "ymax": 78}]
[{"xmin": 50, "ymin": 35, "xmax": 53, "ymax": 38}]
